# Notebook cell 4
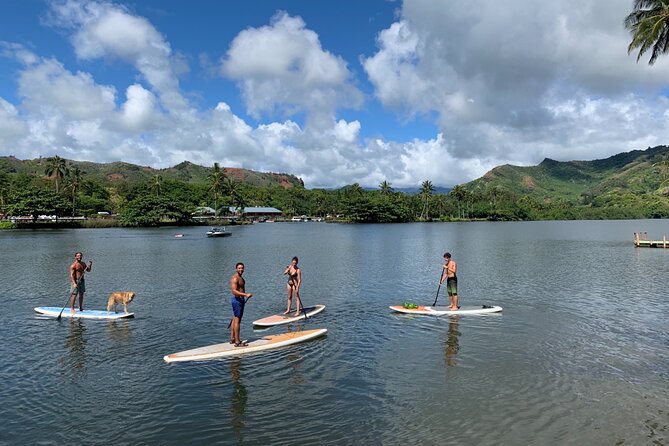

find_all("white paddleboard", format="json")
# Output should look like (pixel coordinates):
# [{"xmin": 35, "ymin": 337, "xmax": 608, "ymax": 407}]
[
  {"xmin": 253, "ymin": 305, "xmax": 326, "ymax": 327},
  {"xmin": 34, "ymin": 307, "xmax": 135, "ymax": 320},
  {"xmin": 164, "ymin": 328, "xmax": 327, "ymax": 362},
  {"xmin": 390, "ymin": 305, "xmax": 502, "ymax": 315}
]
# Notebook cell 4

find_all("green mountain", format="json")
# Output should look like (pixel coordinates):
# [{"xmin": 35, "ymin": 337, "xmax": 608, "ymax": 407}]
[
  {"xmin": 0, "ymin": 156, "xmax": 304, "ymax": 189},
  {"xmin": 463, "ymin": 145, "xmax": 669, "ymax": 201}
]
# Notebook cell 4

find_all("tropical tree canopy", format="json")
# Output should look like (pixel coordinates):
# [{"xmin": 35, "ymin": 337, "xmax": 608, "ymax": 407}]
[
  {"xmin": 66, "ymin": 167, "xmax": 83, "ymax": 216},
  {"xmin": 44, "ymin": 155, "xmax": 69, "ymax": 193},
  {"xmin": 7, "ymin": 188, "xmax": 70, "ymax": 222},
  {"xmin": 379, "ymin": 180, "xmax": 393, "ymax": 194},
  {"xmin": 624, "ymin": 0, "xmax": 669, "ymax": 65},
  {"xmin": 208, "ymin": 162, "xmax": 226, "ymax": 216},
  {"xmin": 151, "ymin": 175, "xmax": 163, "ymax": 197}
]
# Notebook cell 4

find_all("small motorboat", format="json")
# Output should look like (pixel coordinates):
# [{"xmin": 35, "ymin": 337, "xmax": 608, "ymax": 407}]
[{"xmin": 206, "ymin": 227, "xmax": 231, "ymax": 237}]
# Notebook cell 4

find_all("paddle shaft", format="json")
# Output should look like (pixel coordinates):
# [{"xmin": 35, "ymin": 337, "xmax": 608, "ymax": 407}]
[{"xmin": 433, "ymin": 266, "xmax": 445, "ymax": 306}]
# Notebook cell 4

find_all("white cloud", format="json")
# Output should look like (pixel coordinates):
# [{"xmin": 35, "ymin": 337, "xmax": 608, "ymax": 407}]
[
  {"xmin": 119, "ymin": 84, "xmax": 160, "ymax": 132},
  {"xmin": 221, "ymin": 11, "xmax": 363, "ymax": 128},
  {"xmin": 18, "ymin": 58, "xmax": 117, "ymax": 120},
  {"xmin": 49, "ymin": 0, "xmax": 188, "ymax": 112},
  {"xmin": 0, "ymin": 98, "xmax": 29, "ymax": 150},
  {"xmin": 3, "ymin": 0, "xmax": 669, "ymax": 190},
  {"xmin": 363, "ymin": 0, "xmax": 669, "ymax": 170}
]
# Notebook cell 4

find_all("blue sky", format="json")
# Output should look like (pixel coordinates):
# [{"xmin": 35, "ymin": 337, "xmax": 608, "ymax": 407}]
[{"xmin": 1, "ymin": 0, "xmax": 669, "ymax": 188}]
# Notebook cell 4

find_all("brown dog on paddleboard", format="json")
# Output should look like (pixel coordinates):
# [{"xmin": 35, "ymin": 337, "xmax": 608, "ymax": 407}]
[{"xmin": 106, "ymin": 292, "xmax": 136, "ymax": 313}]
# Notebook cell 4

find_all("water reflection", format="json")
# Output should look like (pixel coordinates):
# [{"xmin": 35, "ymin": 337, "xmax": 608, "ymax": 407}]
[
  {"xmin": 60, "ymin": 319, "xmax": 88, "ymax": 378},
  {"xmin": 105, "ymin": 320, "xmax": 133, "ymax": 343},
  {"xmin": 283, "ymin": 324, "xmax": 306, "ymax": 385},
  {"xmin": 444, "ymin": 316, "xmax": 460, "ymax": 367},
  {"xmin": 229, "ymin": 358, "xmax": 247, "ymax": 443}
]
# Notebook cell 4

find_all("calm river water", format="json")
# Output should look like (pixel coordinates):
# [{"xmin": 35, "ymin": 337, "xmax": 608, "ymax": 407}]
[{"xmin": 0, "ymin": 220, "xmax": 667, "ymax": 445}]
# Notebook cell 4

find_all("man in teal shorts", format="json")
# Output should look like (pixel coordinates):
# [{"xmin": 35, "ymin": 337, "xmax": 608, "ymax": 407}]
[{"xmin": 439, "ymin": 252, "xmax": 459, "ymax": 310}]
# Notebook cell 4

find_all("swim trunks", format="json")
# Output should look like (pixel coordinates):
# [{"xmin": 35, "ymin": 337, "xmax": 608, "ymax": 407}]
[
  {"xmin": 71, "ymin": 278, "xmax": 86, "ymax": 294},
  {"xmin": 446, "ymin": 277, "xmax": 457, "ymax": 295},
  {"xmin": 231, "ymin": 295, "xmax": 246, "ymax": 318}
]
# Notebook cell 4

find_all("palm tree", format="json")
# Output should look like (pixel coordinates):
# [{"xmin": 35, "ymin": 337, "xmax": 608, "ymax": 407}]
[
  {"xmin": 44, "ymin": 155, "xmax": 68, "ymax": 193},
  {"xmin": 451, "ymin": 185, "xmax": 467, "ymax": 219},
  {"xmin": 232, "ymin": 191, "xmax": 247, "ymax": 219},
  {"xmin": 223, "ymin": 178, "xmax": 246, "ymax": 218},
  {"xmin": 420, "ymin": 180, "xmax": 434, "ymax": 220},
  {"xmin": 346, "ymin": 183, "xmax": 364, "ymax": 196},
  {"xmin": 208, "ymin": 162, "xmax": 226, "ymax": 217},
  {"xmin": 624, "ymin": 0, "xmax": 669, "ymax": 65},
  {"xmin": 487, "ymin": 186, "xmax": 502, "ymax": 211},
  {"xmin": 66, "ymin": 167, "xmax": 82, "ymax": 216},
  {"xmin": 151, "ymin": 175, "xmax": 162, "ymax": 197},
  {"xmin": 379, "ymin": 180, "xmax": 393, "ymax": 195}
]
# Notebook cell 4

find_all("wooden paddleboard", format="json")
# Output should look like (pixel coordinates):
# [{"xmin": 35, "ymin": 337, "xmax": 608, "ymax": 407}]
[
  {"xmin": 163, "ymin": 328, "xmax": 327, "ymax": 362},
  {"xmin": 390, "ymin": 305, "xmax": 502, "ymax": 315},
  {"xmin": 253, "ymin": 305, "xmax": 326, "ymax": 327},
  {"xmin": 34, "ymin": 307, "xmax": 135, "ymax": 319}
]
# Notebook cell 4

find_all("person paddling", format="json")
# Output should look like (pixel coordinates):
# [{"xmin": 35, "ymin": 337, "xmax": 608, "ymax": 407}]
[
  {"xmin": 69, "ymin": 251, "xmax": 92, "ymax": 312},
  {"xmin": 283, "ymin": 256, "xmax": 303, "ymax": 316},
  {"xmin": 230, "ymin": 262, "xmax": 252, "ymax": 347},
  {"xmin": 439, "ymin": 252, "xmax": 459, "ymax": 310}
]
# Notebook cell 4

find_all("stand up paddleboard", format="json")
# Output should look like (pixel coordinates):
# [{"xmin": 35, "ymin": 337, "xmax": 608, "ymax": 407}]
[
  {"xmin": 390, "ymin": 305, "xmax": 502, "ymax": 316},
  {"xmin": 253, "ymin": 305, "xmax": 326, "ymax": 327},
  {"xmin": 164, "ymin": 328, "xmax": 327, "ymax": 362},
  {"xmin": 35, "ymin": 307, "xmax": 135, "ymax": 320}
]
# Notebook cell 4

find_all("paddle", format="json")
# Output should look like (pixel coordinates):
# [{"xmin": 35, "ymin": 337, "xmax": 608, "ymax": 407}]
[
  {"xmin": 433, "ymin": 267, "xmax": 445, "ymax": 306},
  {"xmin": 294, "ymin": 284, "xmax": 307, "ymax": 319},
  {"xmin": 57, "ymin": 275, "xmax": 83, "ymax": 320}
]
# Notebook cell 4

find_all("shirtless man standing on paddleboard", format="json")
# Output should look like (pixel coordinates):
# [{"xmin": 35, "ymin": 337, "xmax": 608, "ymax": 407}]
[
  {"xmin": 230, "ymin": 262, "xmax": 252, "ymax": 347},
  {"xmin": 69, "ymin": 252, "xmax": 92, "ymax": 312},
  {"xmin": 439, "ymin": 252, "xmax": 458, "ymax": 310}
]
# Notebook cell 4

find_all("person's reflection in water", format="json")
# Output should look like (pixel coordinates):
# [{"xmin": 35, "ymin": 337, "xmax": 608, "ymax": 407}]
[
  {"xmin": 60, "ymin": 319, "xmax": 88, "ymax": 377},
  {"xmin": 229, "ymin": 358, "xmax": 248, "ymax": 443},
  {"xmin": 445, "ymin": 316, "xmax": 461, "ymax": 367},
  {"xmin": 285, "ymin": 324, "xmax": 305, "ymax": 384}
]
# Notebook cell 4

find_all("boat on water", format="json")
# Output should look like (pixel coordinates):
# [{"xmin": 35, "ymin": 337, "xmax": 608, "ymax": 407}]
[{"xmin": 206, "ymin": 227, "xmax": 231, "ymax": 237}]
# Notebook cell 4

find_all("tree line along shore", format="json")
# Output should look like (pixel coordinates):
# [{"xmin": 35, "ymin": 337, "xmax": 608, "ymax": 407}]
[{"xmin": 1, "ymin": 148, "xmax": 668, "ymax": 228}]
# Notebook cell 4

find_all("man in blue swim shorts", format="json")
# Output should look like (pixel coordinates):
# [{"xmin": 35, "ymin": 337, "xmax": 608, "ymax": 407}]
[{"xmin": 230, "ymin": 262, "xmax": 253, "ymax": 347}]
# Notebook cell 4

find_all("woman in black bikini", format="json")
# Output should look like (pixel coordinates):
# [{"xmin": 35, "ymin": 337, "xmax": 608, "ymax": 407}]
[{"xmin": 283, "ymin": 256, "xmax": 303, "ymax": 316}]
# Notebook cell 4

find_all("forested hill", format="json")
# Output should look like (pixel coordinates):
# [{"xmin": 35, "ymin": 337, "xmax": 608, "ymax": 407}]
[
  {"xmin": 463, "ymin": 145, "xmax": 669, "ymax": 201},
  {"xmin": 0, "ymin": 157, "xmax": 304, "ymax": 189}
]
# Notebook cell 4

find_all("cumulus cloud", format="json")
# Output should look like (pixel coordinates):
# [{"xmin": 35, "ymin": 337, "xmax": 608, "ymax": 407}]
[
  {"xmin": 0, "ymin": 98, "xmax": 29, "ymax": 150},
  {"xmin": 3, "ymin": 0, "xmax": 669, "ymax": 189},
  {"xmin": 48, "ymin": 0, "xmax": 188, "ymax": 111},
  {"xmin": 221, "ymin": 11, "xmax": 363, "ymax": 129},
  {"xmin": 363, "ymin": 0, "xmax": 669, "ymax": 169}
]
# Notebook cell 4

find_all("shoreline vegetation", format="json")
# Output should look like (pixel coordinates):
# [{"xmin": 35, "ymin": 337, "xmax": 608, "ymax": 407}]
[{"xmin": 1, "ymin": 146, "xmax": 668, "ymax": 228}]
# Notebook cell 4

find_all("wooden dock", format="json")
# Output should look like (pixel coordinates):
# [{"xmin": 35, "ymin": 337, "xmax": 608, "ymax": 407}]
[{"xmin": 634, "ymin": 232, "xmax": 669, "ymax": 248}]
